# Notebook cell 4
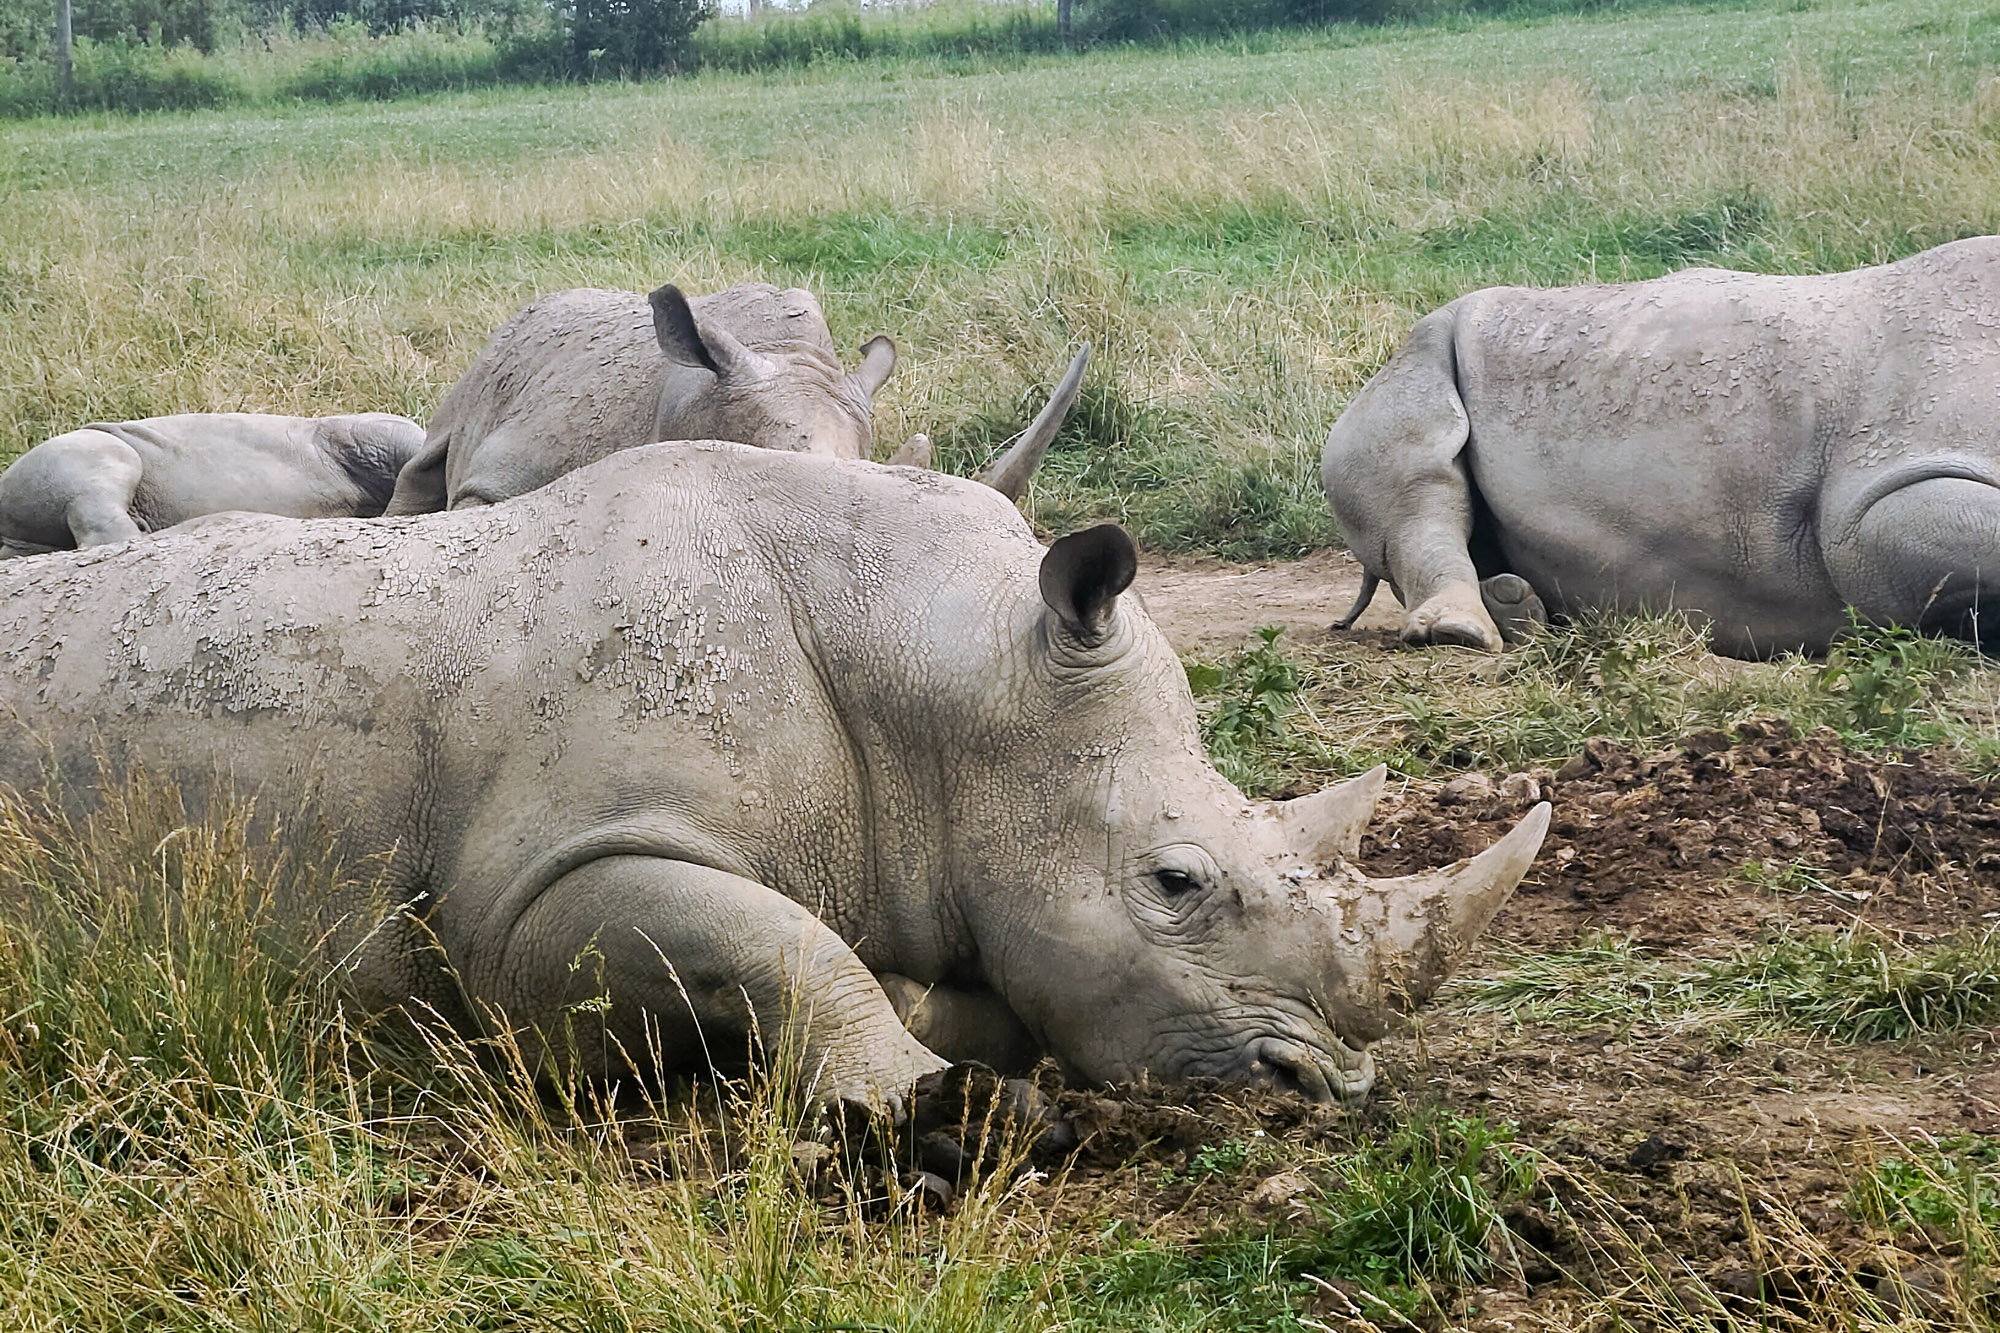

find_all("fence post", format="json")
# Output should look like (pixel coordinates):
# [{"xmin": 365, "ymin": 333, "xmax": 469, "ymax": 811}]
[{"xmin": 55, "ymin": 0, "xmax": 74, "ymax": 93}]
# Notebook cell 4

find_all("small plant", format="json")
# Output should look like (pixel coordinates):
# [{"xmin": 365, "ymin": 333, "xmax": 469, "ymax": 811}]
[
  {"xmin": 1154, "ymin": 1136, "xmax": 1256, "ymax": 1186},
  {"xmin": 1852, "ymin": 1133, "xmax": 2000, "ymax": 1281},
  {"xmin": 1186, "ymin": 627, "xmax": 1314, "ymax": 793},
  {"xmin": 1734, "ymin": 857, "xmax": 1837, "ymax": 895},
  {"xmin": 1818, "ymin": 615, "xmax": 1973, "ymax": 746}
]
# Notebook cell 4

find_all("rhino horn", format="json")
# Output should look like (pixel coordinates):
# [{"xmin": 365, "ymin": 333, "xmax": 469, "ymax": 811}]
[
  {"xmin": 854, "ymin": 335, "xmax": 897, "ymax": 398},
  {"xmin": 649, "ymin": 283, "xmax": 772, "ymax": 382},
  {"xmin": 1279, "ymin": 763, "xmax": 1387, "ymax": 863},
  {"xmin": 975, "ymin": 344, "xmax": 1090, "ymax": 501},
  {"xmin": 1347, "ymin": 802, "xmax": 1550, "ymax": 1014}
]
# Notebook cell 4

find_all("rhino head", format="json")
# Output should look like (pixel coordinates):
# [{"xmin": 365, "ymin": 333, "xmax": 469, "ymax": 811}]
[
  {"xmin": 649, "ymin": 283, "xmax": 897, "ymax": 461},
  {"xmin": 938, "ymin": 523, "xmax": 1548, "ymax": 1101}
]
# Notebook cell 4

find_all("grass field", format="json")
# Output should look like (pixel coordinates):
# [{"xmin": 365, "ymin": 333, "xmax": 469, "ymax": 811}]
[
  {"xmin": 5, "ymin": 0, "xmax": 2000, "ymax": 1327},
  {"xmin": 6, "ymin": 0, "xmax": 2000, "ymax": 553}
]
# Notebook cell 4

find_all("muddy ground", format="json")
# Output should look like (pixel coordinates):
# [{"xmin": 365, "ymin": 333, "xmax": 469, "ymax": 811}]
[{"xmin": 982, "ymin": 557, "xmax": 2000, "ymax": 1325}]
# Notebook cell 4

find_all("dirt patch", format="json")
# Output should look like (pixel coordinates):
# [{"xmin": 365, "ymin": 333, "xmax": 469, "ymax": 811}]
[
  {"xmin": 1137, "ymin": 548, "xmax": 1397, "ymax": 655},
  {"xmin": 1357, "ymin": 719, "xmax": 2000, "ymax": 950}
]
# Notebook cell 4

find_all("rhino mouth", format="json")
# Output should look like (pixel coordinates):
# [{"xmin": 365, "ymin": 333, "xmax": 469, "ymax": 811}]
[
  {"xmin": 1248, "ymin": 1034, "xmax": 1376, "ymax": 1104},
  {"xmin": 1161, "ymin": 1017, "xmax": 1377, "ymax": 1104}
]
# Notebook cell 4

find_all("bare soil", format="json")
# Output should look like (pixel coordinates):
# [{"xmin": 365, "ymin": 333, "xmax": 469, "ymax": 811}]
[
  {"xmin": 1015, "ymin": 557, "xmax": 2000, "ymax": 1323},
  {"xmin": 1137, "ymin": 548, "xmax": 1396, "ymax": 655}
]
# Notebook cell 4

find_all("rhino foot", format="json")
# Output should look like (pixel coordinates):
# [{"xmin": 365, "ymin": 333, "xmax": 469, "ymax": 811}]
[
  {"xmin": 906, "ymin": 1062, "xmax": 1074, "ymax": 1179},
  {"xmin": 1402, "ymin": 581, "xmax": 1504, "ymax": 651},
  {"xmin": 1480, "ymin": 573, "xmax": 1548, "ymax": 646}
]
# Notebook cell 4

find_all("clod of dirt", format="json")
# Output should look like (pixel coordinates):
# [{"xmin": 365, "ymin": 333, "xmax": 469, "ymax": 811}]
[
  {"xmin": 1360, "ymin": 721, "xmax": 1999, "ymax": 948},
  {"xmin": 1626, "ymin": 1131, "xmax": 1686, "ymax": 1174}
]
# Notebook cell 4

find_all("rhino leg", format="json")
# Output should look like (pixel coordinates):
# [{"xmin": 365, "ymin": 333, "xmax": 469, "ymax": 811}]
[
  {"xmin": 1480, "ymin": 573, "xmax": 1547, "ymax": 646},
  {"xmin": 498, "ymin": 856, "xmax": 948, "ymax": 1110},
  {"xmin": 1826, "ymin": 476, "xmax": 2000, "ymax": 647},
  {"xmin": 0, "ymin": 429, "xmax": 146, "ymax": 551},
  {"xmin": 1322, "ymin": 309, "xmax": 1503, "ymax": 651},
  {"xmin": 877, "ymin": 973, "xmax": 1042, "ymax": 1075}
]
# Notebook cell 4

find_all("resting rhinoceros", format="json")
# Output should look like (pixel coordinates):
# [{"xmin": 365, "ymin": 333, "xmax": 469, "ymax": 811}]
[
  {"xmin": 0, "ymin": 441, "xmax": 1546, "ymax": 1105},
  {"xmin": 1322, "ymin": 237, "xmax": 2000, "ymax": 658},
  {"xmin": 0, "ymin": 412, "xmax": 425, "ymax": 559}
]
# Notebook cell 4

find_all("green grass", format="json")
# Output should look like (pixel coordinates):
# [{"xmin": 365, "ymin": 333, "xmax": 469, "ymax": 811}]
[
  {"xmin": 1066, "ymin": 1110, "xmax": 1538, "ymax": 1329},
  {"xmin": 7, "ymin": 0, "xmax": 2000, "ymax": 553},
  {"xmin": 1184, "ymin": 609, "xmax": 2000, "ymax": 796},
  {"xmin": 1458, "ymin": 928, "xmax": 2000, "ymax": 1041}
]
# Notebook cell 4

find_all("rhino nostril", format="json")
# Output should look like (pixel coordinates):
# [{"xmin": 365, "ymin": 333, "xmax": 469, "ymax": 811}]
[{"xmin": 1253, "ymin": 1038, "xmax": 1334, "ymax": 1104}]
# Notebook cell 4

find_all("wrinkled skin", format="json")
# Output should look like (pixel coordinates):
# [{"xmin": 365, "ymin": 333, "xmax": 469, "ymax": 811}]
[
  {"xmin": 0, "ymin": 412, "xmax": 424, "ymax": 559},
  {"xmin": 382, "ymin": 283, "xmax": 896, "ymax": 514},
  {"xmin": 1322, "ymin": 237, "xmax": 2000, "ymax": 659},
  {"xmin": 0, "ymin": 443, "xmax": 1545, "ymax": 1106}
]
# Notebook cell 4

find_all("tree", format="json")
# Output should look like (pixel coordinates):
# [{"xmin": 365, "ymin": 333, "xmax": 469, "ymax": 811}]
[{"xmin": 569, "ymin": 0, "xmax": 707, "ymax": 76}]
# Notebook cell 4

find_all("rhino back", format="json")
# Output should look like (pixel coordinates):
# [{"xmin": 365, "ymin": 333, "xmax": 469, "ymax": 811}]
[
  {"xmin": 1449, "ymin": 239, "xmax": 2000, "ymax": 631},
  {"xmin": 0, "ymin": 443, "xmax": 1040, "ymax": 972},
  {"xmin": 89, "ymin": 413, "xmax": 374, "ymax": 527}
]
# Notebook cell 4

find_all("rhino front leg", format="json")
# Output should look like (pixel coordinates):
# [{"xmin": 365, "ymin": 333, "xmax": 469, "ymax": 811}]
[
  {"xmin": 1825, "ymin": 475, "xmax": 2000, "ymax": 649},
  {"xmin": 1321, "ymin": 310, "xmax": 1503, "ymax": 651},
  {"xmin": 494, "ymin": 855, "xmax": 948, "ymax": 1109}
]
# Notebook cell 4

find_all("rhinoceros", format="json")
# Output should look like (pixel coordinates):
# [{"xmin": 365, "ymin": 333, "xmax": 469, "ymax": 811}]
[
  {"xmin": 1321, "ymin": 237, "xmax": 2000, "ymax": 658},
  {"xmin": 0, "ymin": 441, "xmax": 1547, "ymax": 1105},
  {"xmin": 0, "ymin": 412, "xmax": 425, "ymax": 559}
]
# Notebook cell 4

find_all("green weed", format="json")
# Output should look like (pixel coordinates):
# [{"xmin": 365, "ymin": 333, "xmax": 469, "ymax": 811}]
[
  {"xmin": 1733, "ymin": 857, "xmax": 1838, "ymax": 896},
  {"xmin": 1857, "ymin": 1134, "xmax": 2000, "ymax": 1230},
  {"xmin": 1460, "ymin": 928, "xmax": 2000, "ymax": 1042},
  {"xmin": 1819, "ymin": 616, "xmax": 1978, "ymax": 748},
  {"xmin": 1186, "ymin": 627, "xmax": 1325, "ymax": 794}
]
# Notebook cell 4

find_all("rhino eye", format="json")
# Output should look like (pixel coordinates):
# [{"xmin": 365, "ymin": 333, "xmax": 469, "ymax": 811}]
[{"xmin": 1152, "ymin": 869, "xmax": 1203, "ymax": 899}]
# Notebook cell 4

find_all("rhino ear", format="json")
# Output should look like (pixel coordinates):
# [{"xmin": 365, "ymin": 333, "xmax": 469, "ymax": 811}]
[
  {"xmin": 649, "ymin": 284, "xmax": 722, "ymax": 376},
  {"xmin": 854, "ymin": 335, "xmax": 897, "ymax": 399},
  {"xmin": 651, "ymin": 285, "xmax": 769, "ymax": 382},
  {"xmin": 1039, "ymin": 523, "xmax": 1137, "ymax": 644}
]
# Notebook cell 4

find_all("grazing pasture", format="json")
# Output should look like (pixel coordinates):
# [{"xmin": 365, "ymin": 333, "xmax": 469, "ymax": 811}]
[{"xmin": 3, "ymin": 0, "xmax": 2000, "ymax": 1327}]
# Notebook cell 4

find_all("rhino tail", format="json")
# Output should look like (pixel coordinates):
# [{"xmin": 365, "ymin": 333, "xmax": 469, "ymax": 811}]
[
  {"xmin": 1332, "ymin": 571, "xmax": 1379, "ymax": 631},
  {"xmin": 975, "ymin": 344, "xmax": 1090, "ymax": 501},
  {"xmin": 380, "ymin": 428, "xmax": 452, "ymax": 517}
]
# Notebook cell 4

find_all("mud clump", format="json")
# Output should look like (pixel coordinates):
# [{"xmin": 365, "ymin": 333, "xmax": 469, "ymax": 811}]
[{"xmin": 1359, "ymin": 720, "xmax": 1999, "ymax": 949}]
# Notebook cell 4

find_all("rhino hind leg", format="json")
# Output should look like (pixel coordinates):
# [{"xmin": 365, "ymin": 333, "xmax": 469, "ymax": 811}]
[
  {"xmin": 1828, "ymin": 476, "xmax": 2000, "ymax": 648},
  {"xmin": 1321, "ymin": 309, "xmax": 1503, "ymax": 652},
  {"xmin": 1480, "ymin": 573, "xmax": 1548, "ymax": 646},
  {"xmin": 497, "ymin": 855, "xmax": 947, "ymax": 1111},
  {"xmin": 0, "ymin": 428, "xmax": 144, "ymax": 552}
]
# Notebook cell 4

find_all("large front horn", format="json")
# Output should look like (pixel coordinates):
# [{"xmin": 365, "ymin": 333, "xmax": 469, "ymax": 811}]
[
  {"xmin": 975, "ymin": 344, "xmax": 1090, "ymax": 501},
  {"xmin": 1324, "ymin": 803, "xmax": 1551, "ymax": 1033}
]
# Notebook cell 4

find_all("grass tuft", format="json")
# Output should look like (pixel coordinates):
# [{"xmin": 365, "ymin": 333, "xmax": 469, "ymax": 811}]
[{"xmin": 1459, "ymin": 927, "xmax": 2000, "ymax": 1042}]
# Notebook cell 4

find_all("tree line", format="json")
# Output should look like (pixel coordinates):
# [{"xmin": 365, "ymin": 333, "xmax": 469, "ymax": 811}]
[{"xmin": 3, "ymin": 0, "xmax": 709, "ymax": 77}]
